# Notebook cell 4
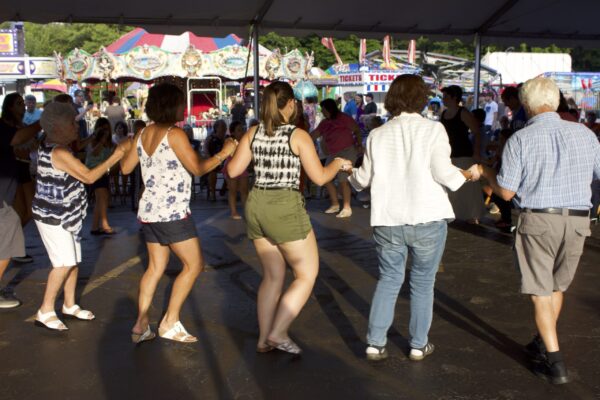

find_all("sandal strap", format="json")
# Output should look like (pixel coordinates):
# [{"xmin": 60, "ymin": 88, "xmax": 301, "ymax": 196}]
[
  {"xmin": 160, "ymin": 321, "xmax": 195, "ymax": 342},
  {"xmin": 36, "ymin": 310, "xmax": 66, "ymax": 329},
  {"xmin": 63, "ymin": 304, "xmax": 95, "ymax": 320}
]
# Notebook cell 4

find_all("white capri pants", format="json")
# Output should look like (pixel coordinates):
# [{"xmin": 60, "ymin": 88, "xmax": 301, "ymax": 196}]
[{"xmin": 35, "ymin": 221, "xmax": 81, "ymax": 267}]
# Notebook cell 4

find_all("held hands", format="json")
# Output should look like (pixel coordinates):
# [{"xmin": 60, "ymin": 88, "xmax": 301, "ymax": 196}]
[
  {"xmin": 335, "ymin": 157, "xmax": 353, "ymax": 173},
  {"xmin": 222, "ymin": 137, "xmax": 239, "ymax": 157},
  {"xmin": 467, "ymin": 164, "xmax": 482, "ymax": 181}
]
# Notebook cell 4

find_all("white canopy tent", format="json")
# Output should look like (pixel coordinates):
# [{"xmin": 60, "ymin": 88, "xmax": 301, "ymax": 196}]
[{"xmin": 3, "ymin": 0, "xmax": 599, "ymax": 109}]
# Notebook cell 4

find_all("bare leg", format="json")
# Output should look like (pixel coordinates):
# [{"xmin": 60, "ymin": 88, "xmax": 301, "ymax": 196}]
[
  {"xmin": 239, "ymin": 176, "xmax": 249, "ymax": 206},
  {"xmin": 62, "ymin": 266, "xmax": 79, "ymax": 308},
  {"xmin": 0, "ymin": 258, "xmax": 10, "ymax": 282},
  {"xmin": 111, "ymin": 170, "xmax": 120, "ymax": 196},
  {"xmin": 267, "ymin": 230, "xmax": 319, "ymax": 343},
  {"xmin": 160, "ymin": 237, "xmax": 203, "ymax": 332},
  {"xmin": 97, "ymin": 188, "xmax": 111, "ymax": 231},
  {"xmin": 91, "ymin": 189, "xmax": 101, "ymax": 231},
  {"xmin": 40, "ymin": 267, "xmax": 73, "ymax": 313},
  {"xmin": 227, "ymin": 177, "xmax": 240, "ymax": 218},
  {"xmin": 254, "ymin": 237, "xmax": 287, "ymax": 348},
  {"xmin": 132, "ymin": 242, "xmax": 170, "ymax": 334},
  {"xmin": 13, "ymin": 181, "xmax": 34, "ymax": 227},
  {"xmin": 340, "ymin": 181, "xmax": 352, "ymax": 211},
  {"xmin": 532, "ymin": 292, "xmax": 564, "ymax": 353},
  {"xmin": 324, "ymin": 181, "xmax": 339, "ymax": 208},
  {"xmin": 208, "ymin": 171, "xmax": 217, "ymax": 199}
]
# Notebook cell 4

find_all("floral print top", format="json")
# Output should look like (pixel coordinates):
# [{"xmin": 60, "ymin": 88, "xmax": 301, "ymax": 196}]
[{"xmin": 137, "ymin": 127, "xmax": 191, "ymax": 223}]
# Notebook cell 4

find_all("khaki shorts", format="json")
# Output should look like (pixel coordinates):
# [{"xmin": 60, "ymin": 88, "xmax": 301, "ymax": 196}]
[
  {"xmin": 514, "ymin": 211, "xmax": 591, "ymax": 296},
  {"xmin": 0, "ymin": 204, "xmax": 25, "ymax": 260},
  {"xmin": 245, "ymin": 188, "xmax": 312, "ymax": 244},
  {"xmin": 326, "ymin": 146, "xmax": 358, "ymax": 182}
]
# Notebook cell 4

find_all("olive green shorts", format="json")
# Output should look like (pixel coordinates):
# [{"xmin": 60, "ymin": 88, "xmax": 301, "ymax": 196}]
[{"xmin": 245, "ymin": 188, "xmax": 312, "ymax": 244}]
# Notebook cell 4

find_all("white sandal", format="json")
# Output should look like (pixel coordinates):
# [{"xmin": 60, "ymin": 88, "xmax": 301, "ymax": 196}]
[
  {"xmin": 62, "ymin": 304, "xmax": 95, "ymax": 321},
  {"xmin": 131, "ymin": 325, "xmax": 156, "ymax": 344},
  {"xmin": 324, "ymin": 205, "xmax": 340, "ymax": 214},
  {"xmin": 158, "ymin": 321, "xmax": 197, "ymax": 343},
  {"xmin": 35, "ymin": 310, "xmax": 68, "ymax": 331},
  {"xmin": 336, "ymin": 208, "xmax": 352, "ymax": 218}
]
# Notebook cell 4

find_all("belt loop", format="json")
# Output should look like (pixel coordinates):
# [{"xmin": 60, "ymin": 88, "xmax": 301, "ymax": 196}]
[{"xmin": 562, "ymin": 208, "xmax": 568, "ymax": 217}]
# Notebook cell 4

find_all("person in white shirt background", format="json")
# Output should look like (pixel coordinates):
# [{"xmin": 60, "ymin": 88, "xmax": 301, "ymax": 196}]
[
  {"xmin": 483, "ymin": 93, "xmax": 498, "ymax": 135},
  {"xmin": 347, "ymin": 75, "xmax": 477, "ymax": 362}
]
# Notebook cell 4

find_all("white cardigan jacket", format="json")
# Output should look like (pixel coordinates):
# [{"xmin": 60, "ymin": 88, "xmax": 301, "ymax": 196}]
[{"xmin": 349, "ymin": 113, "xmax": 466, "ymax": 226}]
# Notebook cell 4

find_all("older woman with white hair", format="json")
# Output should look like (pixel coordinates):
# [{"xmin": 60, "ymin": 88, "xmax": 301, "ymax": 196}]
[{"xmin": 32, "ymin": 102, "xmax": 127, "ymax": 331}]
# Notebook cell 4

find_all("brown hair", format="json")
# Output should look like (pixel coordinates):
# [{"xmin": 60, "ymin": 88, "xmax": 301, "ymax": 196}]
[
  {"xmin": 260, "ymin": 81, "xmax": 296, "ymax": 136},
  {"xmin": 384, "ymin": 75, "xmax": 429, "ymax": 117},
  {"xmin": 53, "ymin": 93, "xmax": 74, "ymax": 104},
  {"xmin": 146, "ymin": 83, "xmax": 185, "ymax": 124}
]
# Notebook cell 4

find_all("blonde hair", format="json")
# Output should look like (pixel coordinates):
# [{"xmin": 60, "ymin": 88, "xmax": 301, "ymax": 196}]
[
  {"xmin": 519, "ymin": 77, "xmax": 559, "ymax": 113},
  {"xmin": 260, "ymin": 81, "xmax": 296, "ymax": 136}
]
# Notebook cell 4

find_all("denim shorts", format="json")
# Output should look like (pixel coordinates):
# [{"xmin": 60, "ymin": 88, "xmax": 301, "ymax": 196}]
[{"xmin": 141, "ymin": 216, "xmax": 198, "ymax": 245}]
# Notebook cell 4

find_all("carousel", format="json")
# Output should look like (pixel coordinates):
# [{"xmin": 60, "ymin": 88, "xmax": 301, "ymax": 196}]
[{"xmin": 56, "ymin": 28, "xmax": 315, "ymax": 136}]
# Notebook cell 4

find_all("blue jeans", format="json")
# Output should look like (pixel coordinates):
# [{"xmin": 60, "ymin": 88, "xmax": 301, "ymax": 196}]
[{"xmin": 367, "ymin": 221, "xmax": 448, "ymax": 349}]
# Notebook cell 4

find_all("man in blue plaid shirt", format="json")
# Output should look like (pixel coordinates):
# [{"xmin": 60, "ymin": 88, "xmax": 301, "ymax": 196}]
[{"xmin": 474, "ymin": 77, "xmax": 600, "ymax": 385}]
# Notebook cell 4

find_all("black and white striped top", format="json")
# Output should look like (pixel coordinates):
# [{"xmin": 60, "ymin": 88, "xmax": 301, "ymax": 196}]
[
  {"xmin": 251, "ymin": 123, "xmax": 301, "ymax": 189},
  {"xmin": 32, "ymin": 142, "xmax": 87, "ymax": 240}
]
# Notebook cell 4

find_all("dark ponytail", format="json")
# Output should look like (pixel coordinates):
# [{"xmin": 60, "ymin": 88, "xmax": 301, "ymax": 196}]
[{"xmin": 260, "ymin": 81, "xmax": 296, "ymax": 136}]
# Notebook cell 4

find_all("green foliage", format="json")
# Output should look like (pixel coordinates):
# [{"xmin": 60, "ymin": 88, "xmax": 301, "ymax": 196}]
[
  {"xmin": 21, "ymin": 22, "xmax": 133, "ymax": 57},
  {"xmin": 9, "ymin": 23, "xmax": 600, "ymax": 72}
]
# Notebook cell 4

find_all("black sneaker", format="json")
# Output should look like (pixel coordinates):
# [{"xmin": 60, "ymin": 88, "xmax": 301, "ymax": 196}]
[
  {"xmin": 11, "ymin": 254, "xmax": 33, "ymax": 263},
  {"xmin": 409, "ymin": 342, "xmax": 435, "ymax": 361},
  {"xmin": 366, "ymin": 345, "xmax": 388, "ymax": 361},
  {"xmin": 525, "ymin": 334, "xmax": 547, "ymax": 362},
  {"xmin": 534, "ymin": 360, "xmax": 569, "ymax": 385}
]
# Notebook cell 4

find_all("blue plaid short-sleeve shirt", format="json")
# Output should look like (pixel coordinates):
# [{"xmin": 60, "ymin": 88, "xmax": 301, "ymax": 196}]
[{"xmin": 497, "ymin": 112, "xmax": 600, "ymax": 210}]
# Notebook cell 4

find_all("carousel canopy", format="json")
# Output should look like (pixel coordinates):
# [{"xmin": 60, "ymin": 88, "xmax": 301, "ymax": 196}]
[
  {"xmin": 106, "ymin": 28, "xmax": 243, "ymax": 54},
  {"xmin": 30, "ymin": 78, "xmax": 67, "ymax": 92},
  {"xmin": 2, "ymin": 0, "xmax": 599, "ymax": 47}
]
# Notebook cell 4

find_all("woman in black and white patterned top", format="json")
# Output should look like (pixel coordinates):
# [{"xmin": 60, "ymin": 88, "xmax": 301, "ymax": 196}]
[
  {"xmin": 227, "ymin": 81, "xmax": 352, "ymax": 354},
  {"xmin": 32, "ymin": 102, "xmax": 126, "ymax": 331}
]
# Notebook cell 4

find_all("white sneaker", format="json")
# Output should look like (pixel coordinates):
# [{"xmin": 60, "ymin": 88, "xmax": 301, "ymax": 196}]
[
  {"xmin": 409, "ymin": 342, "xmax": 435, "ymax": 361},
  {"xmin": 366, "ymin": 345, "xmax": 388, "ymax": 361},
  {"xmin": 0, "ymin": 294, "xmax": 20, "ymax": 309}
]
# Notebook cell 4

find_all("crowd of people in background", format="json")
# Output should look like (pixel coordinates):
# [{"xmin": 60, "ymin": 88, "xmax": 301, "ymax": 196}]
[{"xmin": 0, "ymin": 73, "xmax": 598, "ymax": 386}]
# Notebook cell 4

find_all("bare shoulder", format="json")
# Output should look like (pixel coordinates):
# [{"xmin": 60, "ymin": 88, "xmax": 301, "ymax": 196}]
[
  {"xmin": 52, "ymin": 145, "xmax": 72, "ymax": 158},
  {"xmin": 166, "ymin": 127, "xmax": 188, "ymax": 144},
  {"xmin": 290, "ymin": 127, "xmax": 311, "ymax": 143}
]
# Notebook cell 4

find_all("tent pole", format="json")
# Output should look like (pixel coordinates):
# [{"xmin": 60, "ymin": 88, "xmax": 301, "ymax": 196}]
[
  {"xmin": 473, "ymin": 33, "xmax": 481, "ymax": 109},
  {"xmin": 252, "ymin": 24, "xmax": 260, "ymax": 117}
]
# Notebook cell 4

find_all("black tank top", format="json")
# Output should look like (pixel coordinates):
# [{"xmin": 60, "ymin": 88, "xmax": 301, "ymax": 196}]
[{"xmin": 441, "ymin": 107, "xmax": 473, "ymax": 158}]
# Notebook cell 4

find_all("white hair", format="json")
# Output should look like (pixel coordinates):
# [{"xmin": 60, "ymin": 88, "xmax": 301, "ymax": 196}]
[
  {"xmin": 40, "ymin": 102, "xmax": 76, "ymax": 136},
  {"xmin": 519, "ymin": 77, "xmax": 559, "ymax": 113}
]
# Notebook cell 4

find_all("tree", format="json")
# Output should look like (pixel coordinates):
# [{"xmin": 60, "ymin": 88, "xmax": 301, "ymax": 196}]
[
  {"xmin": 17, "ymin": 22, "xmax": 133, "ymax": 57},
  {"xmin": 5, "ymin": 22, "xmax": 599, "ymax": 72}
]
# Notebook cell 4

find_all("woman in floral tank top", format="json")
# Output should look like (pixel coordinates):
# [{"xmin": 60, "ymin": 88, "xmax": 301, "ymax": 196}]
[{"xmin": 120, "ymin": 83, "xmax": 237, "ymax": 344}]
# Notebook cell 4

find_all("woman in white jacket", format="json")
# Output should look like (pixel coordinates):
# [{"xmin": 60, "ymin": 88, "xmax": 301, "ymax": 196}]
[{"xmin": 348, "ymin": 75, "xmax": 477, "ymax": 362}]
